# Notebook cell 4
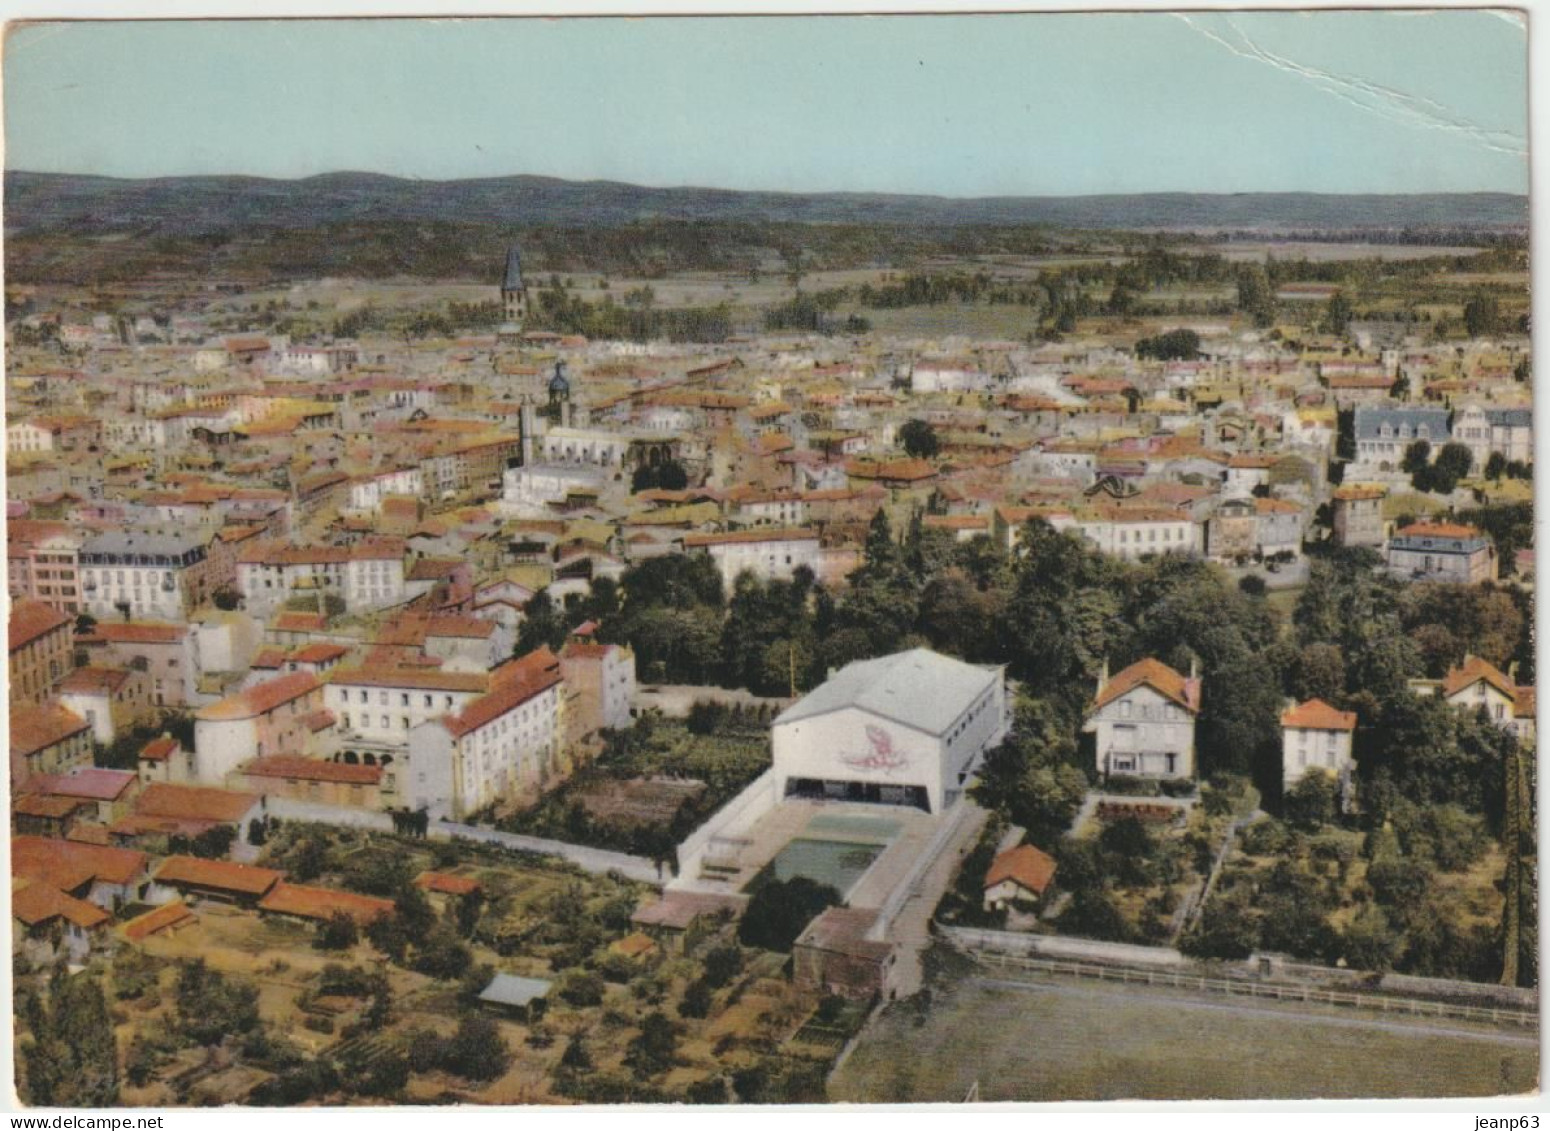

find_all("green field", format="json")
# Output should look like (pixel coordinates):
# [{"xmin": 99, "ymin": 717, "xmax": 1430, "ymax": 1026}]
[{"xmin": 829, "ymin": 966, "xmax": 1537, "ymax": 1103}]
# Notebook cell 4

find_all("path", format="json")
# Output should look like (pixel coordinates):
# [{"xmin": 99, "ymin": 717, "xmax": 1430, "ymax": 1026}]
[{"xmin": 881, "ymin": 801, "xmax": 989, "ymax": 997}]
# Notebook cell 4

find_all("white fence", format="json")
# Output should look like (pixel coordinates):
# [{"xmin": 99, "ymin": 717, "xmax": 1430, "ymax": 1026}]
[
  {"xmin": 942, "ymin": 924, "xmax": 1189, "ymax": 969},
  {"xmin": 672, "ymin": 768, "xmax": 778, "ymax": 887},
  {"xmin": 435, "ymin": 821, "xmax": 662, "ymax": 886}
]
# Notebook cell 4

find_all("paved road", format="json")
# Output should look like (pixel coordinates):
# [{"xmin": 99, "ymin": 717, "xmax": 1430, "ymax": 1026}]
[
  {"xmin": 975, "ymin": 975, "xmax": 1540, "ymax": 1048},
  {"xmin": 883, "ymin": 802, "xmax": 989, "ymax": 997}
]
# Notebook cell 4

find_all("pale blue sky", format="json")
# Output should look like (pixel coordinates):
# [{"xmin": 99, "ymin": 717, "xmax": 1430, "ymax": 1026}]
[{"xmin": 3, "ymin": 11, "xmax": 1529, "ymax": 195}]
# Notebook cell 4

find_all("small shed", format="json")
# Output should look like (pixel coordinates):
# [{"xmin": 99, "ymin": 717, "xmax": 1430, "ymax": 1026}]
[
  {"xmin": 983, "ymin": 843, "xmax": 1058, "ymax": 912},
  {"xmin": 477, "ymin": 973, "xmax": 553, "ymax": 1020}
]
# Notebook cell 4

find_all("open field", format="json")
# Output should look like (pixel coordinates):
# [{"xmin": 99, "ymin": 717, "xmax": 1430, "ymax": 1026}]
[{"xmin": 829, "ymin": 965, "xmax": 1537, "ymax": 1102}]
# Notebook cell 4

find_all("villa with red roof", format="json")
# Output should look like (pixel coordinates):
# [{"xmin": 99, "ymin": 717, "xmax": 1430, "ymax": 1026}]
[
  {"xmin": 1084, "ymin": 658, "xmax": 1201, "ymax": 780},
  {"xmin": 1424, "ymin": 655, "xmax": 1537, "ymax": 746},
  {"xmin": 1280, "ymin": 698, "xmax": 1358, "ymax": 794},
  {"xmin": 1386, "ymin": 521, "xmax": 1498, "ymax": 584}
]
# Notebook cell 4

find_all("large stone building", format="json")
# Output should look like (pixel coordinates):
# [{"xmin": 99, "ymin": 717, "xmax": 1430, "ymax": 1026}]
[
  {"xmin": 1084, "ymin": 658, "xmax": 1200, "ymax": 780},
  {"xmin": 1331, "ymin": 484, "xmax": 1387, "ymax": 548},
  {"xmin": 1386, "ymin": 521, "xmax": 1497, "ymax": 584},
  {"xmin": 771, "ymin": 648, "xmax": 1007, "ymax": 814},
  {"xmin": 9, "ymin": 599, "xmax": 74, "ymax": 708}
]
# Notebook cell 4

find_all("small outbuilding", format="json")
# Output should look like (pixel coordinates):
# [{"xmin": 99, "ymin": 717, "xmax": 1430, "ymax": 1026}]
[
  {"xmin": 982, "ymin": 843, "xmax": 1058, "ymax": 912},
  {"xmin": 476, "ymin": 972, "xmax": 552, "ymax": 1020}
]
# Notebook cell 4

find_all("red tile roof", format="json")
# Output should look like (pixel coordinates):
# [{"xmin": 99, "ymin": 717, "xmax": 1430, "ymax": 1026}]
[
  {"xmin": 12, "ymin": 880, "xmax": 111, "ymax": 930},
  {"xmin": 153, "ymin": 856, "xmax": 282, "ymax": 897},
  {"xmin": 985, "ymin": 843, "xmax": 1058, "ymax": 896},
  {"xmin": 1092, "ymin": 658, "xmax": 1201, "ymax": 715},
  {"xmin": 10, "ymin": 702, "xmax": 90, "ymax": 758},
  {"xmin": 1280, "ymin": 698, "xmax": 1357, "ymax": 732},
  {"xmin": 1442, "ymin": 656, "xmax": 1517, "ymax": 700},
  {"xmin": 13, "ymin": 834, "xmax": 148, "ymax": 889},
  {"xmin": 1396, "ymin": 521, "xmax": 1485, "ymax": 541},
  {"xmin": 195, "ymin": 671, "xmax": 320, "ymax": 721},
  {"xmin": 257, "ymin": 882, "xmax": 393, "ymax": 923},
  {"xmin": 121, "ymin": 899, "xmax": 195, "ymax": 941},
  {"xmin": 83, "ymin": 621, "xmax": 186, "ymax": 645},
  {"xmin": 24, "ymin": 768, "xmax": 137, "ymax": 801},
  {"xmin": 241, "ymin": 756, "xmax": 381, "ymax": 785},
  {"xmin": 139, "ymin": 736, "xmax": 180, "ymax": 762},
  {"xmin": 9, "ymin": 599, "xmax": 71, "ymax": 652},
  {"xmin": 134, "ymin": 783, "xmax": 261, "ymax": 824},
  {"xmin": 442, "ymin": 647, "xmax": 563, "ymax": 740}
]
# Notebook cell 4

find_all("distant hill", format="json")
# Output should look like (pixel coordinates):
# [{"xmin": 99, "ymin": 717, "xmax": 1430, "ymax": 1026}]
[{"xmin": 3, "ymin": 170, "xmax": 1530, "ymax": 235}]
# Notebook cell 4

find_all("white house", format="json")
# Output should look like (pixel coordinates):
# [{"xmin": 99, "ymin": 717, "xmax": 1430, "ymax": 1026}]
[
  {"xmin": 683, "ymin": 528, "xmax": 822, "ymax": 593},
  {"xmin": 1084, "ymin": 658, "xmax": 1200, "ymax": 780},
  {"xmin": 772, "ymin": 648, "xmax": 1007, "ymax": 815},
  {"xmin": 404, "ymin": 648, "xmax": 565, "ymax": 819},
  {"xmin": 1280, "ymin": 698, "xmax": 1357, "ymax": 793}
]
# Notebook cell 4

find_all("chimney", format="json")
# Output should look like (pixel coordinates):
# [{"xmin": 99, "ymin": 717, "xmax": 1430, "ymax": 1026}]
[
  {"xmin": 1189, "ymin": 656, "xmax": 1199, "ymax": 681},
  {"xmin": 1098, "ymin": 656, "xmax": 1109, "ymax": 692}
]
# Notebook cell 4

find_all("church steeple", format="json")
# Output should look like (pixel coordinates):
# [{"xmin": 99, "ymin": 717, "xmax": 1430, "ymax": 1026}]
[{"xmin": 501, "ymin": 246, "xmax": 528, "ymax": 325}]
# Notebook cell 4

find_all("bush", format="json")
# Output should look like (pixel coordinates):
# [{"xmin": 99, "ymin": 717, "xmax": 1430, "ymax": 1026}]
[
  {"xmin": 1056, "ymin": 890, "xmax": 1133, "ymax": 943},
  {"xmin": 1282, "ymin": 773, "xmax": 1338, "ymax": 832},
  {"xmin": 442, "ymin": 1016, "xmax": 511, "ymax": 1082},
  {"xmin": 678, "ymin": 978, "xmax": 713, "ymax": 1019},
  {"xmin": 701, "ymin": 944, "xmax": 742, "ymax": 989},
  {"xmin": 314, "ymin": 911, "xmax": 359, "ymax": 951},
  {"xmin": 559, "ymin": 970, "xmax": 605, "ymax": 1007},
  {"xmin": 1240, "ymin": 818, "xmax": 1292, "ymax": 856}
]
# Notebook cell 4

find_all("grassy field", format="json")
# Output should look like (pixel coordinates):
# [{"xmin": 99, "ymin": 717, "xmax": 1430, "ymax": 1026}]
[{"xmin": 830, "ymin": 960, "xmax": 1537, "ymax": 1103}]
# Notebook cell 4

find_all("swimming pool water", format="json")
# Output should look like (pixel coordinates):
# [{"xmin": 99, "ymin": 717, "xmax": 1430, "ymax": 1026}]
[{"xmin": 764, "ymin": 838, "xmax": 886, "ymax": 897}]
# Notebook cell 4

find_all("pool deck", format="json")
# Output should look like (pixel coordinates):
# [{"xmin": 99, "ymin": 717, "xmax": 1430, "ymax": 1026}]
[{"xmin": 676, "ymin": 797, "xmax": 945, "ymax": 912}]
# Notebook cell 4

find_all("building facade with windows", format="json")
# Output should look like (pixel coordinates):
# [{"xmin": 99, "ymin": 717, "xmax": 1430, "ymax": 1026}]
[
  {"xmin": 1084, "ymin": 658, "xmax": 1200, "ymax": 780},
  {"xmin": 772, "ymin": 648, "xmax": 1007, "ymax": 815},
  {"xmin": 1280, "ymin": 698, "xmax": 1357, "ymax": 793}
]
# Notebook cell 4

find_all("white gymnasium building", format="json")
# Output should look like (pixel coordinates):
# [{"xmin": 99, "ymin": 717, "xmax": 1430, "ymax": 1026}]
[{"xmin": 772, "ymin": 648, "xmax": 1008, "ymax": 815}]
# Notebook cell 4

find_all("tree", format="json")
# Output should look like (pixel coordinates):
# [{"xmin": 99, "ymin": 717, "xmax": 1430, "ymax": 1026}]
[
  {"xmin": 1429, "ymin": 442, "xmax": 1474, "ymax": 492},
  {"xmin": 1463, "ymin": 290, "xmax": 1501, "ymax": 338},
  {"xmin": 1485, "ymin": 451, "xmax": 1507, "ymax": 481},
  {"xmin": 1341, "ymin": 904, "xmax": 1404, "ymax": 972},
  {"xmin": 19, "ymin": 973, "xmax": 119, "ymax": 1106},
  {"xmin": 1134, "ymin": 328, "xmax": 1200, "ymax": 361},
  {"xmin": 560, "ymin": 1032, "xmax": 593, "ymax": 1071},
  {"xmin": 442, "ymin": 1016, "xmax": 511, "ymax": 1082},
  {"xmin": 174, "ymin": 960, "xmax": 260, "ymax": 1047},
  {"xmin": 1282, "ymin": 772, "xmax": 1337, "ymax": 831},
  {"xmin": 898, "ymin": 418, "xmax": 940, "ymax": 460},
  {"xmin": 624, "ymin": 1011, "xmax": 680, "ymax": 1078},
  {"xmin": 1323, "ymin": 290, "xmax": 1353, "ymax": 336},
  {"xmin": 1236, "ymin": 265, "xmax": 1275, "ymax": 327},
  {"xmin": 190, "ymin": 823, "xmax": 236, "ymax": 859},
  {"xmin": 678, "ymin": 978, "xmax": 713, "ymax": 1019},
  {"xmin": 738, "ymin": 877, "xmax": 841, "ymax": 952},
  {"xmin": 1400, "ymin": 440, "xmax": 1431, "ymax": 475},
  {"xmin": 315, "ymin": 910, "xmax": 359, "ymax": 951}
]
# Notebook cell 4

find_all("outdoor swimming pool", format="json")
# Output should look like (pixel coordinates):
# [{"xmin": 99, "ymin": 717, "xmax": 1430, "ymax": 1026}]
[
  {"xmin": 762, "ymin": 837, "xmax": 886, "ymax": 897},
  {"xmin": 804, "ymin": 812, "xmax": 902, "ymax": 841},
  {"xmin": 751, "ymin": 811, "xmax": 902, "ymax": 897}
]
